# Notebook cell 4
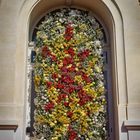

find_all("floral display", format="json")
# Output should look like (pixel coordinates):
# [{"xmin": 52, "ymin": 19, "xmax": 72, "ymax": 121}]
[{"xmin": 33, "ymin": 8, "xmax": 107, "ymax": 140}]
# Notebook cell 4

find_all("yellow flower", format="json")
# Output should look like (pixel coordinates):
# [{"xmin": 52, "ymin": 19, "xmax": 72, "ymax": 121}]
[
  {"xmin": 76, "ymin": 62, "xmax": 80, "ymax": 67},
  {"xmin": 86, "ymin": 67, "xmax": 93, "ymax": 75},
  {"xmin": 74, "ymin": 108, "xmax": 86, "ymax": 117},
  {"xmin": 79, "ymin": 23, "xmax": 88, "ymax": 30},
  {"xmin": 67, "ymin": 64, "xmax": 72, "ymax": 68},
  {"xmin": 71, "ymin": 113, "xmax": 79, "ymax": 121},
  {"xmin": 80, "ymin": 110, "xmax": 86, "ymax": 117},
  {"xmin": 63, "ymin": 42, "xmax": 69, "ymax": 48},
  {"xmin": 48, "ymin": 86, "xmax": 57, "ymax": 92},
  {"xmin": 88, "ymin": 132, "xmax": 93, "ymax": 138},
  {"xmin": 58, "ymin": 116, "xmax": 70, "ymax": 124},
  {"xmin": 34, "ymin": 75, "xmax": 41, "ymax": 91},
  {"xmin": 71, "ymin": 96, "xmax": 80, "ymax": 103},
  {"xmin": 53, "ymin": 125, "xmax": 67, "ymax": 138},
  {"xmin": 58, "ymin": 61, "xmax": 63, "ymax": 67},
  {"xmin": 50, "ymin": 122, "xmax": 55, "ymax": 127},
  {"xmin": 85, "ymin": 103, "xmax": 99, "ymax": 113},
  {"xmin": 47, "ymin": 89, "xmax": 59, "ymax": 102},
  {"xmin": 69, "ymin": 103, "xmax": 75, "ymax": 110},
  {"xmin": 74, "ymin": 75, "xmax": 83, "ymax": 83},
  {"xmin": 98, "ymin": 86, "xmax": 105, "ymax": 93},
  {"xmin": 52, "ymin": 137, "xmax": 58, "ymax": 140},
  {"xmin": 35, "ymin": 115, "xmax": 46, "ymax": 124},
  {"xmin": 80, "ymin": 118, "xmax": 89, "ymax": 134},
  {"xmin": 83, "ymin": 83, "xmax": 96, "ymax": 97},
  {"xmin": 81, "ymin": 126, "xmax": 88, "ymax": 134},
  {"xmin": 95, "ymin": 65, "xmax": 102, "ymax": 73}
]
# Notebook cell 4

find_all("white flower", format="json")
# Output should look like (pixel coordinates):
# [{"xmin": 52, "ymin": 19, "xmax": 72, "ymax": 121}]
[
  {"xmin": 40, "ymin": 137, "xmax": 45, "ymax": 140},
  {"xmin": 94, "ymin": 40, "xmax": 101, "ymax": 46},
  {"xmin": 69, "ymin": 10, "xmax": 77, "ymax": 16}
]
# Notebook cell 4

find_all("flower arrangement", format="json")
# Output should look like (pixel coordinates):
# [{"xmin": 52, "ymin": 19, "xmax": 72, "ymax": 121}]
[{"xmin": 33, "ymin": 8, "xmax": 107, "ymax": 140}]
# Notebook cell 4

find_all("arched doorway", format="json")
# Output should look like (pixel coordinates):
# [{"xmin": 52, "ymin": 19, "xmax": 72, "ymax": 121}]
[
  {"xmin": 15, "ymin": 0, "xmax": 128, "ymax": 139},
  {"xmin": 27, "ymin": 7, "xmax": 115, "ymax": 140}
]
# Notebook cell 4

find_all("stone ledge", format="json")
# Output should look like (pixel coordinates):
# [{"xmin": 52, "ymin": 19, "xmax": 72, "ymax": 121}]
[
  {"xmin": 0, "ymin": 125, "xmax": 18, "ymax": 132},
  {"xmin": 0, "ymin": 120, "xmax": 18, "ymax": 132},
  {"xmin": 124, "ymin": 120, "xmax": 140, "ymax": 130}
]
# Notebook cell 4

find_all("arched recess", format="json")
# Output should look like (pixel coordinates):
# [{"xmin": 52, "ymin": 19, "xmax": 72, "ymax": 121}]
[{"xmin": 15, "ymin": 0, "xmax": 127, "ymax": 140}]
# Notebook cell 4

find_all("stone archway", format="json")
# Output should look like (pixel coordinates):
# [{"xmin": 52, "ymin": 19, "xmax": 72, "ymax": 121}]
[
  {"xmin": 29, "ymin": 7, "xmax": 113, "ymax": 140},
  {"xmin": 15, "ymin": 0, "xmax": 127, "ymax": 140}
]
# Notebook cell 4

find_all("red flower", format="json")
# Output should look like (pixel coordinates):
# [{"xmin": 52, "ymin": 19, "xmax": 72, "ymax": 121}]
[
  {"xmin": 65, "ymin": 47, "xmax": 75, "ymax": 56},
  {"xmin": 70, "ymin": 131, "xmax": 77, "ymax": 138},
  {"xmin": 69, "ymin": 87, "xmax": 74, "ymax": 93},
  {"xmin": 68, "ymin": 65, "xmax": 76, "ymax": 72},
  {"xmin": 62, "ymin": 86, "xmax": 74, "ymax": 94},
  {"xmin": 78, "ymin": 99, "xmax": 86, "ymax": 106},
  {"xmin": 68, "ymin": 126, "xmax": 77, "ymax": 140},
  {"xmin": 63, "ymin": 56, "xmax": 74, "ymax": 66},
  {"xmin": 78, "ymin": 49, "xmax": 90, "ymax": 60},
  {"xmin": 64, "ymin": 101, "xmax": 69, "ymax": 107},
  {"xmin": 68, "ymin": 125, "xmax": 72, "ymax": 133},
  {"xmin": 84, "ymin": 49, "xmax": 90, "ymax": 56},
  {"xmin": 78, "ymin": 90, "xmax": 92, "ymax": 106},
  {"xmin": 52, "ymin": 73, "xmax": 58, "ymax": 79},
  {"xmin": 51, "ymin": 54, "xmax": 57, "ymax": 61},
  {"xmin": 67, "ymin": 111, "xmax": 73, "ymax": 118},
  {"xmin": 61, "ymin": 75, "xmax": 74, "ymax": 84},
  {"xmin": 57, "ymin": 94, "xmax": 67, "ymax": 102},
  {"xmin": 69, "ymin": 131, "xmax": 77, "ymax": 140},
  {"xmin": 44, "ymin": 102, "xmax": 54, "ymax": 112},
  {"xmin": 64, "ymin": 24, "xmax": 73, "ymax": 41},
  {"xmin": 75, "ymin": 85, "xmax": 82, "ymax": 91},
  {"xmin": 57, "ymin": 82, "xmax": 64, "ymax": 89},
  {"xmin": 42, "ymin": 46, "xmax": 51, "ymax": 57},
  {"xmin": 62, "ymin": 87, "xmax": 69, "ymax": 94},
  {"xmin": 61, "ymin": 66, "xmax": 68, "ymax": 73},
  {"xmin": 46, "ymin": 81, "xmax": 53, "ymax": 88},
  {"xmin": 82, "ymin": 73, "xmax": 91, "ymax": 83}
]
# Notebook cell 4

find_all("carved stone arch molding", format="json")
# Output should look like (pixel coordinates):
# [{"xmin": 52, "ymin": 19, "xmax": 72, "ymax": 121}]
[{"xmin": 15, "ymin": 0, "xmax": 127, "ymax": 140}]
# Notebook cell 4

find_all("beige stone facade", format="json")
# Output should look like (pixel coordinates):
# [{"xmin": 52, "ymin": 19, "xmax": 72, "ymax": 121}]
[{"xmin": 0, "ymin": 0, "xmax": 140, "ymax": 140}]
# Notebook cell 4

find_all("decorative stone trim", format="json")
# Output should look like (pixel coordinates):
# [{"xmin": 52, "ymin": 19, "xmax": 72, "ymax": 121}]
[
  {"xmin": 124, "ymin": 121, "xmax": 140, "ymax": 130},
  {"xmin": 0, "ymin": 120, "xmax": 18, "ymax": 132},
  {"xmin": 0, "ymin": 125, "xmax": 18, "ymax": 132},
  {"xmin": 65, "ymin": 0, "xmax": 72, "ymax": 6},
  {"xmin": 17, "ymin": 0, "xmax": 125, "ymax": 139},
  {"xmin": 28, "ymin": 41, "xmax": 35, "ymax": 47}
]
